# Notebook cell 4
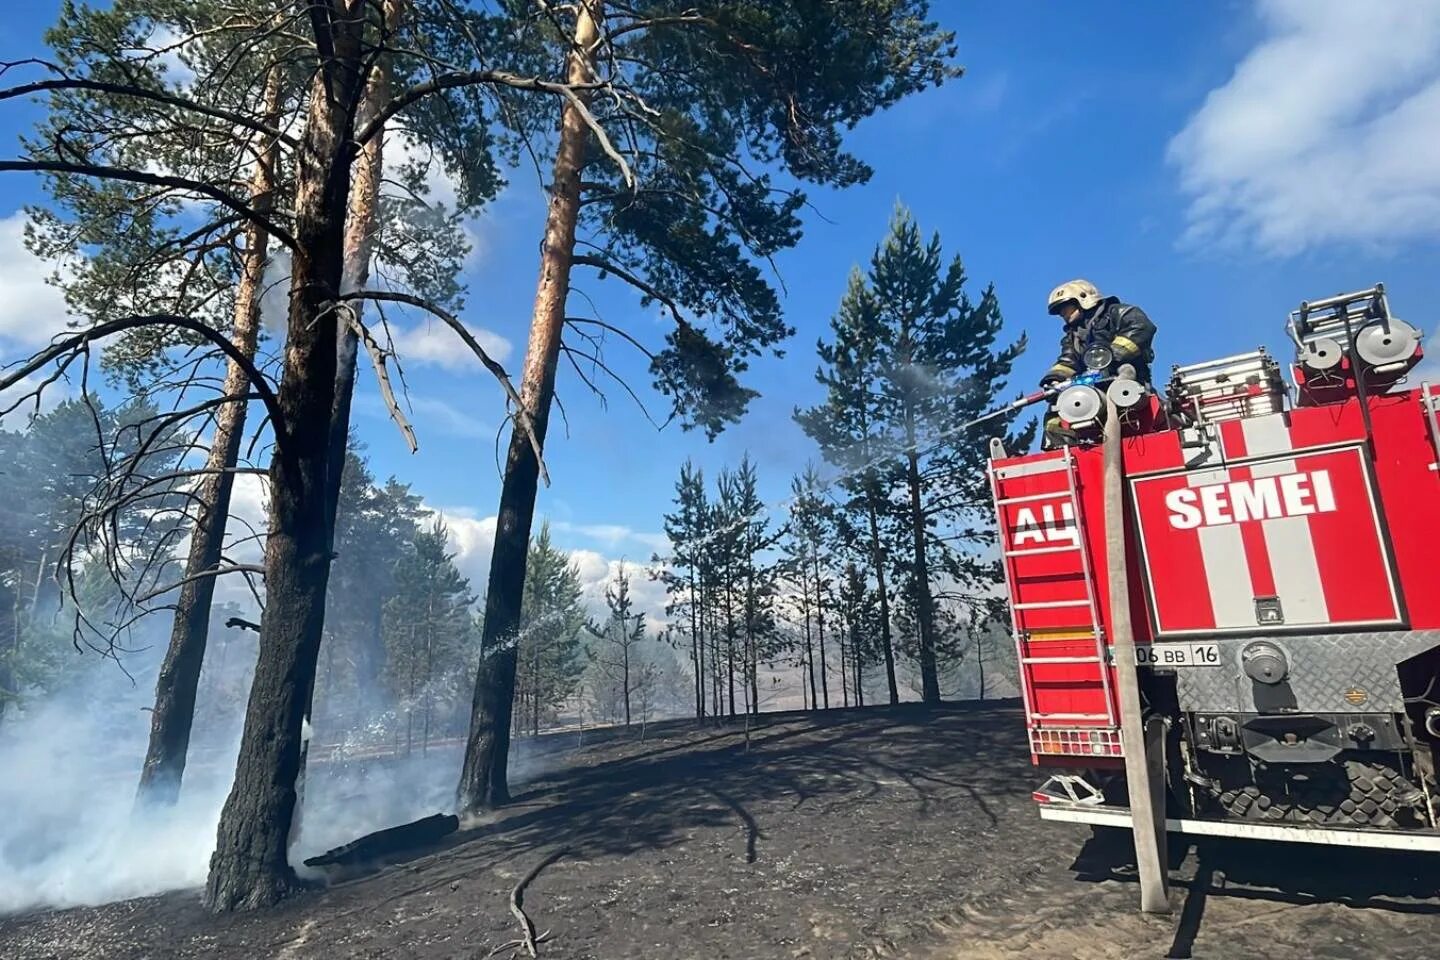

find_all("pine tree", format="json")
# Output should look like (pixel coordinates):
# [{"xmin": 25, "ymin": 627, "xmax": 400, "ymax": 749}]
[
  {"xmin": 458, "ymin": 0, "xmax": 961, "ymax": 811},
  {"xmin": 784, "ymin": 466, "xmax": 837, "ymax": 710},
  {"xmin": 381, "ymin": 518, "xmax": 475, "ymax": 754},
  {"xmin": 314, "ymin": 438, "xmax": 426, "ymax": 735},
  {"xmin": 514, "ymin": 523, "xmax": 587, "ymax": 737},
  {"xmin": 659, "ymin": 460, "xmax": 709, "ymax": 719},
  {"xmin": 804, "ymin": 206, "xmax": 1033, "ymax": 705},
  {"xmin": 589, "ymin": 561, "xmax": 648, "ymax": 727}
]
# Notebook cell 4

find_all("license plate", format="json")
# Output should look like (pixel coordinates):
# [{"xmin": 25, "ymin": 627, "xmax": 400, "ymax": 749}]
[{"xmin": 1135, "ymin": 642, "xmax": 1220, "ymax": 668}]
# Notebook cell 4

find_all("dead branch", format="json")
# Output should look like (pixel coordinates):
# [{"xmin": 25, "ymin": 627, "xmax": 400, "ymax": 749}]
[
  {"xmin": 570, "ymin": 254, "xmax": 687, "ymax": 326},
  {"xmin": 495, "ymin": 846, "xmax": 569, "ymax": 959},
  {"xmin": 0, "ymin": 314, "xmax": 286, "ymax": 445},
  {"xmin": 335, "ymin": 302, "xmax": 417, "ymax": 453},
  {"xmin": 132, "ymin": 563, "xmax": 267, "ymax": 606},
  {"xmin": 0, "ymin": 75, "xmax": 300, "ymax": 148},
  {"xmin": 340, "ymin": 290, "xmax": 550, "ymax": 486},
  {"xmin": 357, "ymin": 69, "xmax": 602, "ymax": 144},
  {"xmin": 0, "ymin": 160, "xmax": 298, "ymax": 250}
]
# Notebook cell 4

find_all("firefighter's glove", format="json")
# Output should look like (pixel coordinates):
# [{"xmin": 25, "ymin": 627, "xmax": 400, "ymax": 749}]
[{"xmin": 1040, "ymin": 364, "xmax": 1075, "ymax": 389}]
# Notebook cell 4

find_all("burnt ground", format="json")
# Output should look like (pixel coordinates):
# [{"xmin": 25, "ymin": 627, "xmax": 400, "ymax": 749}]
[{"xmin": 3, "ymin": 703, "xmax": 1438, "ymax": 960}]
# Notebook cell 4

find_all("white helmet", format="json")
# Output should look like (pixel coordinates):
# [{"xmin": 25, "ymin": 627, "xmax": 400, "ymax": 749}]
[{"xmin": 1047, "ymin": 279, "xmax": 1102, "ymax": 316}]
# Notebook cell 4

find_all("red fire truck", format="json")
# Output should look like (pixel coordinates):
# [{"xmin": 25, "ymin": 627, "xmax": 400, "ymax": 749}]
[{"xmin": 988, "ymin": 283, "xmax": 1440, "ymax": 850}]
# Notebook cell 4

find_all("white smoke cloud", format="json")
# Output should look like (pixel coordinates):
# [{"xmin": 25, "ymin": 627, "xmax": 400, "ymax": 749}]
[
  {"xmin": 1168, "ymin": 0, "xmax": 1440, "ymax": 255},
  {"xmin": 0, "ymin": 212, "xmax": 72, "ymax": 351}
]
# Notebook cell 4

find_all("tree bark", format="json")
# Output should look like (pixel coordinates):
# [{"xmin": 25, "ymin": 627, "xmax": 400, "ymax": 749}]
[
  {"xmin": 325, "ymin": 0, "xmax": 400, "ymax": 534},
  {"xmin": 864, "ymin": 502, "xmax": 900, "ymax": 705},
  {"xmin": 136, "ymin": 68, "xmax": 282, "ymax": 808},
  {"xmin": 455, "ymin": 2, "xmax": 600, "ymax": 814},
  {"xmin": 203, "ymin": 28, "xmax": 363, "ymax": 912},
  {"xmin": 801, "ymin": 577, "xmax": 817, "ymax": 711},
  {"xmin": 691, "ymin": 574, "xmax": 703, "ymax": 719},
  {"xmin": 813, "ymin": 553, "xmax": 829, "ymax": 710},
  {"xmin": 904, "ymin": 440, "xmax": 941, "ymax": 704},
  {"xmin": 0, "ymin": 578, "xmax": 16, "ymax": 726}
]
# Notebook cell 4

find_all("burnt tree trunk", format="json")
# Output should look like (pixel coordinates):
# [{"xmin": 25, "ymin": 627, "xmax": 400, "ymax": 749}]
[
  {"xmin": 864, "ymin": 502, "xmax": 900, "ymax": 705},
  {"xmin": 136, "ymin": 69, "xmax": 282, "ymax": 808},
  {"xmin": 801, "ymin": 576, "xmax": 817, "ymax": 710},
  {"xmin": 690, "ymin": 569, "xmax": 703, "ymax": 719},
  {"xmin": 325, "ymin": 0, "xmax": 399, "ymax": 532},
  {"xmin": 0, "ymin": 578, "xmax": 16, "ymax": 726},
  {"xmin": 203, "ymin": 31, "xmax": 363, "ymax": 912},
  {"xmin": 904, "ymin": 424, "xmax": 941, "ymax": 704},
  {"xmin": 455, "ymin": 1, "xmax": 600, "ymax": 814},
  {"xmin": 813, "ymin": 553, "xmax": 829, "ymax": 709}
]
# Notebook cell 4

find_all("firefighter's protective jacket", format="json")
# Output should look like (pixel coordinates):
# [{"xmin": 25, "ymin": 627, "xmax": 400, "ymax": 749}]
[{"xmin": 1042, "ymin": 296, "xmax": 1156, "ymax": 386}]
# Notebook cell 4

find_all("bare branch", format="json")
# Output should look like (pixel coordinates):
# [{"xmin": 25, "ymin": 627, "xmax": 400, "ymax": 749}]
[
  {"xmin": 571, "ymin": 254, "xmax": 686, "ymax": 325},
  {"xmin": 335, "ymin": 302, "xmax": 417, "ymax": 453},
  {"xmin": 133, "ymin": 564, "xmax": 267, "ymax": 606},
  {"xmin": 0, "ymin": 160, "xmax": 298, "ymax": 250},
  {"xmin": 1, "ymin": 314, "xmax": 287, "ymax": 446},
  {"xmin": 0, "ymin": 75, "xmax": 300, "ymax": 148},
  {"xmin": 340, "ymin": 290, "xmax": 551, "ymax": 487}
]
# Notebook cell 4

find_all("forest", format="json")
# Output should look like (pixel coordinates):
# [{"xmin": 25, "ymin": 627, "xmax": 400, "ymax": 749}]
[{"xmin": 0, "ymin": 0, "xmax": 1028, "ymax": 920}]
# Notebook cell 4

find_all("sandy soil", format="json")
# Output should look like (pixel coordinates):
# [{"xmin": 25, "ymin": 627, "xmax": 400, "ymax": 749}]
[{"xmin": 2, "ymin": 703, "xmax": 1436, "ymax": 960}]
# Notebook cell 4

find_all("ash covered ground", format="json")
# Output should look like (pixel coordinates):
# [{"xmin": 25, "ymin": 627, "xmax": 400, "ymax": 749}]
[{"xmin": 2, "ymin": 704, "xmax": 1436, "ymax": 959}]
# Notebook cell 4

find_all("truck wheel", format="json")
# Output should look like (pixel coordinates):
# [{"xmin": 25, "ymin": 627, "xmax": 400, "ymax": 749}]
[{"xmin": 1216, "ymin": 759, "xmax": 1422, "ymax": 828}]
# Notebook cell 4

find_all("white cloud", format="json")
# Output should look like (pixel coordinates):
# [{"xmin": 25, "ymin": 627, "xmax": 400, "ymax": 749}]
[
  {"xmin": 0, "ymin": 213, "xmax": 72, "ymax": 349},
  {"xmin": 386, "ymin": 317, "xmax": 513, "ymax": 371},
  {"xmin": 569, "ymin": 552, "xmax": 671, "ymax": 631},
  {"xmin": 386, "ymin": 132, "xmax": 462, "ymax": 212},
  {"xmin": 354, "ymin": 390, "xmax": 491, "ymax": 441},
  {"xmin": 142, "ymin": 26, "xmax": 198, "ymax": 89},
  {"xmin": 550, "ymin": 521, "xmax": 668, "ymax": 555},
  {"xmin": 1169, "ymin": 0, "xmax": 1440, "ymax": 255},
  {"xmin": 0, "ymin": 373, "xmax": 71, "ymax": 432},
  {"xmin": 434, "ymin": 513, "xmax": 671, "ymax": 629}
]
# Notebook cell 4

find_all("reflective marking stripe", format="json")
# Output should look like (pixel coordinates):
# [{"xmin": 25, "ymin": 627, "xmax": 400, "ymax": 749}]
[
  {"xmin": 1261, "ymin": 515, "xmax": 1329, "ymax": 621},
  {"xmin": 1111, "ymin": 334, "xmax": 1140, "ymax": 357},
  {"xmin": 1240, "ymin": 414, "xmax": 1292, "ymax": 457},
  {"xmin": 1198, "ymin": 524, "xmax": 1257, "ymax": 626},
  {"xmin": 1188, "ymin": 468, "xmax": 1255, "ymax": 627},
  {"xmin": 1236, "ymin": 414, "xmax": 1330, "ymax": 622}
]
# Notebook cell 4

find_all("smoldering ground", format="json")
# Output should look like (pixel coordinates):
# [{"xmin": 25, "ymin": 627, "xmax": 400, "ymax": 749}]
[{"xmin": 0, "ymin": 619, "xmax": 551, "ymax": 917}]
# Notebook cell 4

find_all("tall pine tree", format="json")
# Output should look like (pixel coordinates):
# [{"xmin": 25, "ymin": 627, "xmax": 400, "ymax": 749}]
[
  {"xmin": 800, "ymin": 206, "xmax": 1033, "ymax": 703},
  {"xmin": 381, "ymin": 518, "xmax": 476, "ymax": 754},
  {"xmin": 514, "ymin": 523, "xmax": 587, "ymax": 736}
]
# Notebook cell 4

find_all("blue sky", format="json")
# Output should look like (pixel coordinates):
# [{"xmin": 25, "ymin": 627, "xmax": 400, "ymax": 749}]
[{"xmin": 3, "ymin": 1, "xmax": 1440, "ymax": 615}]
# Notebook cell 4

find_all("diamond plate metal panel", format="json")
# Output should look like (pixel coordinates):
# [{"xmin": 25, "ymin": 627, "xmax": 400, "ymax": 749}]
[{"xmin": 1173, "ymin": 631, "xmax": 1440, "ymax": 713}]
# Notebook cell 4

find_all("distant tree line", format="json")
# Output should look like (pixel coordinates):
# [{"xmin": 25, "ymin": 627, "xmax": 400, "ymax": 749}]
[{"xmin": 661, "ymin": 210, "xmax": 1027, "ymax": 714}]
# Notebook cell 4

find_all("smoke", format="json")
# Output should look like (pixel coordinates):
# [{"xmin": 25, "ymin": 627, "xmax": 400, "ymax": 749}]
[
  {"xmin": 0, "ymin": 644, "xmax": 241, "ymax": 915},
  {"xmin": 0, "ymin": 614, "xmax": 534, "ymax": 916}
]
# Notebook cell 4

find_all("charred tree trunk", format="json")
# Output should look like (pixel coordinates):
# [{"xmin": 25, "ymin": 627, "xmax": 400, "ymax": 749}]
[
  {"xmin": 456, "ymin": 2, "xmax": 600, "ymax": 814},
  {"xmin": 864, "ymin": 502, "xmax": 900, "ymax": 705},
  {"xmin": 903, "ymin": 433, "xmax": 940, "ymax": 704},
  {"xmin": 801, "ymin": 578, "xmax": 817, "ymax": 711},
  {"xmin": 690, "ymin": 570, "xmax": 703, "ymax": 719},
  {"xmin": 136, "ymin": 69, "xmax": 281, "ymax": 808},
  {"xmin": 203, "ymin": 34, "xmax": 363, "ymax": 912},
  {"xmin": 813, "ymin": 554, "xmax": 829, "ymax": 710},
  {"xmin": 325, "ymin": 0, "xmax": 399, "ymax": 532},
  {"xmin": 0, "ymin": 577, "xmax": 16, "ymax": 726},
  {"xmin": 622, "ymin": 631, "xmax": 632, "ymax": 727}
]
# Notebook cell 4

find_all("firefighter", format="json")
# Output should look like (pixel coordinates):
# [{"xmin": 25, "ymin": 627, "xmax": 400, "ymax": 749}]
[{"xmin": 1039, "ymin": 279, "xmax": 1156, "ymax": 448}]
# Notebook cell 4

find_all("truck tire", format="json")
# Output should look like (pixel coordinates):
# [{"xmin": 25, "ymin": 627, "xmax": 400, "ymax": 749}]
[{"xmin": 1216, "ymin": 758, "xmax": 1423, "ymax": 829}]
